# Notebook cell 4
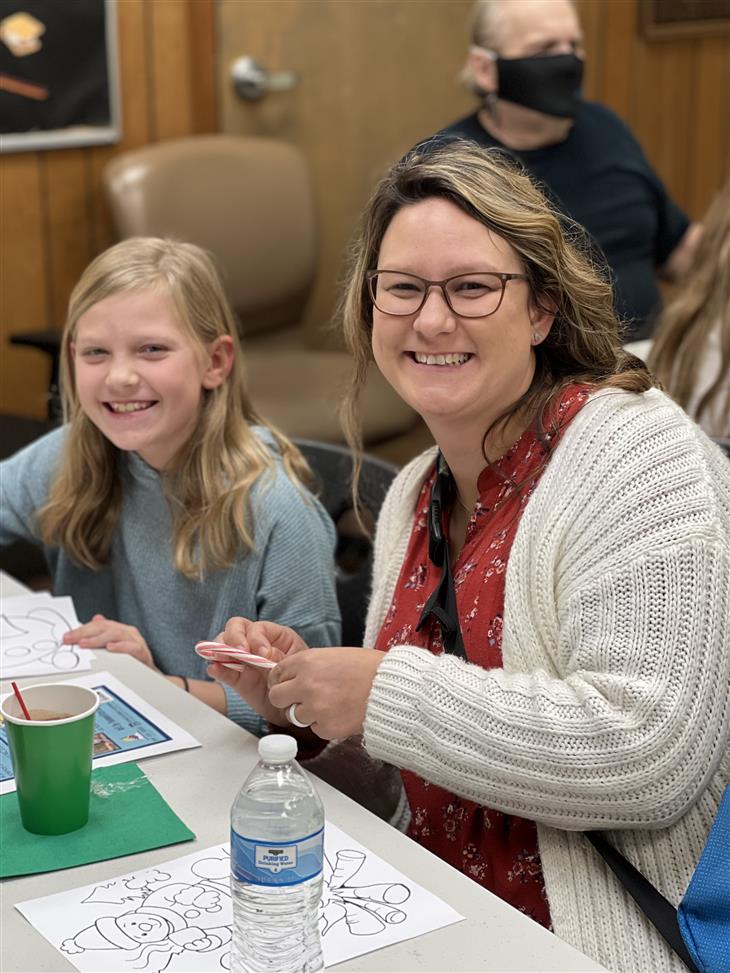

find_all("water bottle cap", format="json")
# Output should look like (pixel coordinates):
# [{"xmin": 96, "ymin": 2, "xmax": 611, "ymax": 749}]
[{"xmin": 258, "ymin": 734, "xmax": 298, "ymax": 763}]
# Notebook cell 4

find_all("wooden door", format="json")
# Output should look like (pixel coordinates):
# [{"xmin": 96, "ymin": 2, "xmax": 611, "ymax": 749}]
[
  {"xmin": 219, "ymin": 0, "xmax": 729, "ymax": 349},
  {"xmin": 218, "ymin": 0, "xmax": 474, "ymax": 343}
]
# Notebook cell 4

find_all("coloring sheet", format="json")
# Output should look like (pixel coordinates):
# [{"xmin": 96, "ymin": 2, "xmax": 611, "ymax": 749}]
[
  {"xmin": 0, "ymin": 592, "xmax": 94, "ymax": 678},
  {"xmin": 1, "ymin": 671, "xmax": 200, "ymax": 794},
  {"xmin": 17, "ymin": 823, "xmax": 464, "ymax": 971}
]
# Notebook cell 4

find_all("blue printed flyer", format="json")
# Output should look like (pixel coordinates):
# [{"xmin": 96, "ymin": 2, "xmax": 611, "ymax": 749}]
[{"xmin": 0, "ymin": 672, "xmax": 200, "ymax": 793}]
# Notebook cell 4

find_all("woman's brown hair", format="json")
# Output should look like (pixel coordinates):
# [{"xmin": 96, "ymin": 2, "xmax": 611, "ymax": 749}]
[{"xmin": 338, "ymin": 141, "xmax": 653, "ymax": 480}]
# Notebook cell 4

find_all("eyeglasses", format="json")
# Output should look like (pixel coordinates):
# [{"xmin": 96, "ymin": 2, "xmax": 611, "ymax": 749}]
[{"xmin": 366, "ymin": 270, "xmax": 529, "ymax": 318}]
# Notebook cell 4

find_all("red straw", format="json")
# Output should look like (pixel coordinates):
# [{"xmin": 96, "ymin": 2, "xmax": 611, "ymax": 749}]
[{"xmin": 11, "ymin": 682, "xmax": 31, "ymax": 721}]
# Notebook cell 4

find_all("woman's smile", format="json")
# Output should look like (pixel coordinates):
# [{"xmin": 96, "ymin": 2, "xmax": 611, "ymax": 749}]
[{"xmin": 407, "ymin": 351, "xmax": 474, "ymax": 367}]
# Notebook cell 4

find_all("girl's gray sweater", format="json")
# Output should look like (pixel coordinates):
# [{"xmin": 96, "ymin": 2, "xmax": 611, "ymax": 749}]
[{"xmin": 0, "ymin": 427, "xmax": 341, "ymax": 733}]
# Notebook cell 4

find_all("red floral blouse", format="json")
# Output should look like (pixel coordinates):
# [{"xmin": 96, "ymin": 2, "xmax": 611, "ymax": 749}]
[{"xmin": 374, "ymin": 385, "xmax": 590, "ymax": 928}]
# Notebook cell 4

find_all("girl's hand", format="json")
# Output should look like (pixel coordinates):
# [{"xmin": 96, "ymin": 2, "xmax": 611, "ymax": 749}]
[
  {"xmin": 63, "ymin": 614, "xmax": 156, "ymax": 668},
  {"xmin": 207, "ymin": 617, "xmax": 310, "ymax": 727},
  {"xmin": 267, "ymin": 647, "xmax": 385, "ymax": 740}
]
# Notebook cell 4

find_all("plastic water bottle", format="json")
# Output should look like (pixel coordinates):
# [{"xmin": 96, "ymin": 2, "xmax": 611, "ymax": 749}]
[{"xmin": 230, "ymin": 735, "xmax": 325, "ymax": 973}]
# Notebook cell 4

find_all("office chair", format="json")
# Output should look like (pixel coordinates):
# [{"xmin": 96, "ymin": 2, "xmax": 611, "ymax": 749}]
[
  {"xmin": 0, "ymin": 406, "xmax": 57, "ymax": 588},
  {"xmin": 8, "ymin": 332, "xmax": 62, "ymax": 420},
  {"xmin": 102, "ymin": 135, "xmax": 417, "ymax": 448},
  {"xmin": 293, "ymin": 438, "xmax": 398, "ymax": 646}
]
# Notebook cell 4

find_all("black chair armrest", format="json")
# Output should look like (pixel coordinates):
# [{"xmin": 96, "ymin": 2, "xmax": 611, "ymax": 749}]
[{"xmin": 10, "ymin": 330, "xmax": 62, "ymax": 357}]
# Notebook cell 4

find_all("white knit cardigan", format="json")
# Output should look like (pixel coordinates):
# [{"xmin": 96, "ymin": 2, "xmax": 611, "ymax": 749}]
[{"xmin": 362, "ymin": 388, "xmax": 730, "ymax": 973}]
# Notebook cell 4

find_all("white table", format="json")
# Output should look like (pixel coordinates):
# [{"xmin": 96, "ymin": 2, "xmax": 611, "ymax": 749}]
[{"xmin": 0, "ymin": 572, "xmax": 604, "ymax": 972}]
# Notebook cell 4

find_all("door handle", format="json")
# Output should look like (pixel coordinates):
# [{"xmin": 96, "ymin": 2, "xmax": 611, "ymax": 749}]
[{"xmin": 230, "ymin": 56, "xmax": 298, "ymax": 102}]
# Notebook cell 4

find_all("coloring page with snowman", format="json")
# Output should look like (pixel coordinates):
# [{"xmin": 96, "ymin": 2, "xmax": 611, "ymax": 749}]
[
  {"xmin": 0, "ymin": 593, "xmax": 93, "ymax": 679},
  {"xmin": 16, "ymin": 823, "xmax": 464, "ymax": 970}
]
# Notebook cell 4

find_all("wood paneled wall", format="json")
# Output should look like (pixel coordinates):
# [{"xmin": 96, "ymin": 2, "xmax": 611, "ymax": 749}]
[
  {"xmin": 219, "ymin": 0, "xmax": 729, "ymax": 348},
  {"xmin": 0, "ymin": 0, "xmax": 217, "ymax": 418},
  {"xmin": 218, "ymin": 0, "xmax": 475, "ymax": 345},
  {"xmin": 2, "ymin": 0, "xmax": 728, "ymax": 420}
]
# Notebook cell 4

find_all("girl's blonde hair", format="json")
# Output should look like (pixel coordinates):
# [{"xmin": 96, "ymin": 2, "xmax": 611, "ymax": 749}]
[
  {"xmin": 38, "ymin": 237, "xmax": 311, "ymax": 578},
  {"xmin": 649, "ymin": 184, "xmax": 730, "ymax": 432},
  {"xmin": 339, "ymin": 141, "xmax": 653, "ymax": 470}
]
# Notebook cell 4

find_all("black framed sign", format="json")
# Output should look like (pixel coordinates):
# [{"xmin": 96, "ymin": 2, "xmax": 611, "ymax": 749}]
[{"xmin": 0, "ymin": 0, "xmax": 121, "ymax": 152}]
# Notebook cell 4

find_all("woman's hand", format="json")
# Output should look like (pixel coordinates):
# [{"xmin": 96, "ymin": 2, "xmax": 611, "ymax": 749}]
[
  {"xmin": 63, "ymin": 614, "xmax": 156, "ymax": 668},
  {"xmin": 207, "ymin": 617, "xmax": 310, "ymax": 727},
  {"xmin": 217, "ymin": 617, "xmax": 310, "ymax": 660},
  {"xmin": 267, "ymin": 647, "xmax": 386, "ymax": 740}
]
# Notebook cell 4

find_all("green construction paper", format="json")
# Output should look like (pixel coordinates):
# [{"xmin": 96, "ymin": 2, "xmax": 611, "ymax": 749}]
[{"xmin": 0, "ymin": 762, "xmax": 195, "ymax": 878}]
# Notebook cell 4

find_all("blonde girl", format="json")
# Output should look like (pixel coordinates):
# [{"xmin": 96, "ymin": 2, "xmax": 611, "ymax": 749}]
[{"xmin": 0, "ymin": 238, "xmax": 340, "ymax": 730}]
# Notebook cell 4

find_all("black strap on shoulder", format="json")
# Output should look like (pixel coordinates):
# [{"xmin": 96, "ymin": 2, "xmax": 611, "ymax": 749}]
[
  {"xmin": 416, "ymin": 453, "xmax": 467, "ymax": 660},
  {"xmin": 586, "ymin": 831, "xmax": 699, "ymax": 973}
]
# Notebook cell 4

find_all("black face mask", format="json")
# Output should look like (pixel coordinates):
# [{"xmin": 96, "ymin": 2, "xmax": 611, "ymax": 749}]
[{"xmin": 495, "ymin": 52, "xmax": 583, "ymax": 119}]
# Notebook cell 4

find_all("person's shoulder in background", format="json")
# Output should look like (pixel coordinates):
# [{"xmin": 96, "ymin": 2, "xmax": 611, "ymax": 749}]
[
  {"xmin": 682, "ymin": 323, "xmax": 730, "ymax": 439},
  {"xmin": 409, "ymin": 110, "xmax": 498, "ymax": 159},
  {"xmin": 435, "ymin": 110, "xmax": 493, "ymax": 145},
  {"xmin": 574, "ymin": 100, "xmax": 644, "ymax": 152},
  {"xmin": 419, "ymin": 100, "xmax": 639, "ymax": 161}
]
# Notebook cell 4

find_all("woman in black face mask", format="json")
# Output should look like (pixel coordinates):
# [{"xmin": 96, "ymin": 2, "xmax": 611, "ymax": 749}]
[{"xmin": 422, "ymin": 0, "xmax": 701, "ymax": 342}]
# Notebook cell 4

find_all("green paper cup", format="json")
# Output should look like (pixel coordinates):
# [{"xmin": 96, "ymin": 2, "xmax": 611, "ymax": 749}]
[{"xmin": 0, "ymin": 683, "xmax": 99, "ymax": 835}]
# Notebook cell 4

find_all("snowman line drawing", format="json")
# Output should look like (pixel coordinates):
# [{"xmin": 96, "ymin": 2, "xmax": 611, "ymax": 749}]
[
  {"xmin": 60, "ymin": 854, "xmax": 232, "ymax": 972},
  {"xmin": 55, "ymin": 843, "xmax": 414, "ymax": 971}
]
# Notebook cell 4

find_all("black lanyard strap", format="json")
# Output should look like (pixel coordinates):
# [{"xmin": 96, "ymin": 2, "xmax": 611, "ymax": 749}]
[{"xmin": 416, "ymin": 453, "xmax": 467, "ymax": 660}]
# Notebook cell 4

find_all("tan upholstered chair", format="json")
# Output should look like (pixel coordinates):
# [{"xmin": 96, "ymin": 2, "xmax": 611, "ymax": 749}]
[{"xmin": 102, "ymin": 135, "xmax": 420, "ymax": 449}]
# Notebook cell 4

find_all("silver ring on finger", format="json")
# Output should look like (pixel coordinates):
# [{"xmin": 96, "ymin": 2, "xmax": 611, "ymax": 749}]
[{"xmin": 287, "ymin": 703, "xmax": 312, "ymax": 729}]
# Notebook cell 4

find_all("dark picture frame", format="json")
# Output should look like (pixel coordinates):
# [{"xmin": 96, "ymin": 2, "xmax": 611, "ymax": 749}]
[
  {"xmin": 0, "ymin": 0, "xmax": 121, "ymax": 152},
  {"xmin": 640, "ymin": 0, "xmax": 730, "ymax": 39}
]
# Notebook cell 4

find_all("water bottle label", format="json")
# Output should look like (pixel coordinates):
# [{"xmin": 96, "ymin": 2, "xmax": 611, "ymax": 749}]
[{"xmin": 231, "ymin": 826, "xmax": 324, "ymax": 886}]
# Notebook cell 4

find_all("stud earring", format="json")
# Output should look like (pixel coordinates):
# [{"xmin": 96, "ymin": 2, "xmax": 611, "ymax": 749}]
[{"xmin": 531, "ymin": 332, "xmax": 541, "ymax": 345}]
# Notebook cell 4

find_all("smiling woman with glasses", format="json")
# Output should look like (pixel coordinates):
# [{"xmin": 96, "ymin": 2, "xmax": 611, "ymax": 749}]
[{"xmin": 213, "ymin": 142, "xmax": 730, "ymax": 973}]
